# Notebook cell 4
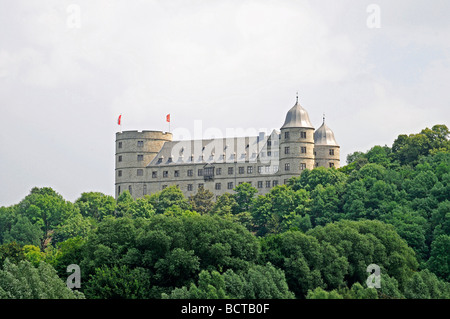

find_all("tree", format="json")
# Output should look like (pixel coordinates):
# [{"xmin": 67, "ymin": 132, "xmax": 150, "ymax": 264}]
[
  {"xmin": 306, "ymin": 287, "xmax": 343, "ymax": 299},
  {"xmin": 2, "ymin": 215, "xmax": 43, "ymax": 247},
  {"xmin": 427, "ymin": 235, "xmax": 450, "ymax": 282},
  {"xmin": 0, "ymin": 242, "xmax": 25, "ymax": 266},
  {"xmin": 251, "ymin": 185, "xmax": 310, "ymax": 235},
  {"xmin": 307, "ymin": 220, "xmax": 418, "ymax": 289},
  {"xmin": 0, "ymin": 259, "xmax": 84, "ymax": 299},
  {"xmin": 260, "ymin": 231, "xmax": 348, "ymax": 298},
  {"xmin": 76, "ymin": 192, "xmax": 116, "ymax": 221},
  {"xmin": 403, "ymin": 269, "xmax": 450, "ymax": 299},
  {"xmin": 148, "ymin": 186, "xmax": 191, "ymax": 214},
  {"xmin": 233, "ymin": 183, "xmax": 257, "ymax": 214},
  {"xmin": 84, "ymin": 265, "xmax": 151, "ymax": 299},
  {"xmin": 154, "ymin": 248, "xmax": 200, "ymax": 288},
  {"xmin": 189, "ymin": 186, "xmax": 215, "ymax": 215},
  {"xmin": 163, "ymin": 270, "xmax": 227, "ymax": 299},
  {"xmin": 17, "ymin": 187, "xmax": 77, "ymax": 245},
  {"xmin": 288, "ymin": 167, "xmax": 347, "ymax": 192}
]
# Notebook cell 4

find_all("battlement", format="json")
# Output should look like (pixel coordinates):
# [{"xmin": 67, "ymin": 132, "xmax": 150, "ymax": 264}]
[{"xmin": 116, "ymin": 130, "xmax": 173, "ymax": 141}]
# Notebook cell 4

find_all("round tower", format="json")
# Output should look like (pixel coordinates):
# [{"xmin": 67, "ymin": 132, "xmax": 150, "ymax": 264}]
[
  {"xmin": 279, "ymin": 96, "xmax": 315, "ymax": 181},
  {"xmin": 313, "ymin": 117, "xmax": 340, "ymax": 169},
  {"xmin": 115, "ymin": 130, "xmax": 172, "ymax": 198}
]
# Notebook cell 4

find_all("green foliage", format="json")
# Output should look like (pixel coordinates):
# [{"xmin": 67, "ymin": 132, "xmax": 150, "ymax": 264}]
[
  {"xmin": 0, "ymin": 242, "xmax": 26, "ymax": 266},
  {"xmin": 0, "ymin": 259, "xmax": 84, "ymax": 299},
  {"xmin": 189, "ymin": 186, "xmax": 215, "ymax": 215},
  {"xmin": 233, "ymin": 182, "xmax": 258, "ymax": 214},
  {"xmin": 76, "ymin": 192, "xmax": 116, "ymax": 221},
  {"xmin": 84, "ymin": 265, "xmax": 151, "ymax": 299},
  {"xmin": 307, "ymin": 220, "xmax": 418, "ymax": 288},
  {"xmin": 252, "ymin": 185, "xmax": 311, "ymax": 235},
  {"xmin": 260, "ymin": 231, "xmax": 348, "ymax": 298},
  {"xmin": 222, "ymin": 263, "xmax": 295, "ymax": 299},
  {"xmin": 403, "ymin": 269, "xmax": 450, "ymax": 299},
  {"xmin": 427, "ymin": 235, "xmax": 450, "ymax": 282}
]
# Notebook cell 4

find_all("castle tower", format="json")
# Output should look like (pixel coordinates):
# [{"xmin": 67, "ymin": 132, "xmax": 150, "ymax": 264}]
[
  {"xmin": 115, "ymin": 130, "xmax": 172, "ymax": 198},
  {"xmin": 313, "ymin": 117, "xmax": 340, "ymax": 169},
  {"xmin": 279, "ymin": 96, "xmax": 315, "ymax": 181}
]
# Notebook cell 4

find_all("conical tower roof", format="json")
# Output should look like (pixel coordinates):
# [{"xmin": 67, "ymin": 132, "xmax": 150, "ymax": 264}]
[
  {"xmin": 314, "ymin": 118, "xmax": 338, "ymax": 146},
  {"xmin": 281, "ymin": 97, "xmax": 314, "ymax": 129}
]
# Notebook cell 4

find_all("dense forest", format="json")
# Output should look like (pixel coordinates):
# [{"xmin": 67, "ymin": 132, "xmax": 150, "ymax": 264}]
[{"xmin": 0, "ymin": 124, "xmax": 449, "ymax": 299}]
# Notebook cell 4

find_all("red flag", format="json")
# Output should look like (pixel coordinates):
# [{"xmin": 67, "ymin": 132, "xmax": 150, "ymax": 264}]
[
  {"xmin": 118, "ymin": 114, "xmax": 122, "ymax": 125},
  {"xmin": 166, "ymin": 114, "xmax": 170, "ymax": 122}
]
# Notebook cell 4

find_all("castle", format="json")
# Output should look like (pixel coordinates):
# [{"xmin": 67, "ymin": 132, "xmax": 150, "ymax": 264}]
[{"xmin": 115, "ymin": 97, "xmax": 340, "ymax": 199}]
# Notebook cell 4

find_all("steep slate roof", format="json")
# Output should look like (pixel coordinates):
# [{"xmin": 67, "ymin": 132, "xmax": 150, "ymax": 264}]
[{"xmin": 148, "ymin": 130, "xmax": 280, "ymax": 166}]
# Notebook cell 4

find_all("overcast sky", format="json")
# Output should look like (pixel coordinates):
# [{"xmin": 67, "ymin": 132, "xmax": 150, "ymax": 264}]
[{"xmin": 1, "ymin": 0, "xmax": 449, "ymax": 206}]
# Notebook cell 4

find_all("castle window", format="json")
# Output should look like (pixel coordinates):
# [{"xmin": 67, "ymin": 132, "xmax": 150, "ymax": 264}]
[
  {"xmin": 137, "ymin": 155, "xmax": 144, "ymax": 161},
  {"xmin": 174, "ymin": 170, "xmax": 179, "ymax": 177},
  {"xmin": 273, "ymin": 165, "xmax": 279, "ymax": 173},
  {"xmin": 227, "ymin": 182, "xmax": 234, "ymax": 189},
  {"xmin": 329, "ymin": 149, "xmax": 335, "ymax": 156},
  {"xmin": 258, "ymin": 166, "xmax": 262, "ymax": 174},
  {"xmin": 143, "ymin": 184, "xmax": 147, "ymax": 195},
  {"xmin": 137, "ymin": 141, "xmax": 144, "ymax": 147},
  {"xmin": 266, "ymin": 181, "xmax": 271, "ymax": 188},
  {"xmin": 118, "ymin": 186, "xmax": 121, "ymax": 195},
  {"xmin": 257, "ymin": 181, "xmax": 263, "ymax": 188},
  {"xmin": 267, "ymin": 151, "xmax": 272, "ymax": 157},
  {"xmin": 301, "ymin": 131, "xmax": 307, "ymax": 139},
  {"xmin": 239, "ymin": 167, "xmax": 244, "ymax": 174},
  {"xmin": 118, "ymin": 170, "xmax": 122, "ymax": 177},
  {"xmin": 300, "ymin": 163, "xmax": 306, "ymax": 170},
  {"xmin": 228, "ymin": 167, "xmax": 234, "ymax": 175},
  {"xmin": 198, "ymin": 183, "xmax": 204, "ymax": 189},
  {"xmin": 162, "ymin": 185, "xmax": 167, "ymax": 190},
  {"xmin": 273, "ymin": 180, "xmax": 278, "ymax": 187},
  {"xmin": 157, "ymin": 158, "xmax": 163, "ymax": 164},
  {"xmin": 118, "ymin": 142, "xmax": 122, "ymax": 149},
  {"xmin": 285, "ymin": 163, "xmax": 290, "ymax": 171},
  {"xmin": 284, "ymin": 147, "xmax": 290, "ymax": 154},
  {"xmin": 247, "ymin": 166, "xmax": 253, "ymax": 174},
  {"xmin": 128, "ymin": 185, "xmax": 132, "ymax": 195},
  {"xmin": 163, "ymin": 171, "xmax": 168, "ymax": 178},
  {"xmin": 265, "ymin": 166, "xmax": 271, "ymax": 173},
  {"xmin": 301, "ymin": 147, "xmax": 307, "ymax": 154},
  {"xmin": 285, "ymin": 132, "xmax": 290, "ymax": 139},
  {"xmin": 137, "ymin": 169, "xmax": 143, "ymax": 176},
  {"xmin": 329, "ymin": 162, "xmax": 335, "ymax": 168},
  {"xmin": 168, "ymin": 157, "xmax": 173, "ymax": 163},
  {"xmin": 315, "ymin": 163, "xmax": 319, "ymax": 167},
  {"xmin": 187, "ymin": 184, "xmax": 193, "ymax": 191},
  {"xmin": 267, "ymin": 140, "xmax": 272, "ymax": 147},
  {"xmin": 215, "ymin": 183, "xmax": 221, "ymax": 190},
  {"xmin": 198, "ymin": 169, "xmax": 203, "ymax": 176},
  {"xmin": 187, "ymin": 169, "xmax": 193, "ymax": 177},
  {"xmin": 216, "ymin": 168, "xmax": 222, "ymax": 175},
  {"xmin": 118, "ymin": 155, "xmax": 122, "ymax": 162}
]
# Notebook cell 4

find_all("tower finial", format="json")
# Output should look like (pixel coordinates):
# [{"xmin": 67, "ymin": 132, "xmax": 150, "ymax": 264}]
[
  {"xmin": 296, "ymin": 91, "xmax": 299, "ymax": 104},
  {"xmin": 323, "ymin": 113, "xmax": 325, "ymax": 123}
]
